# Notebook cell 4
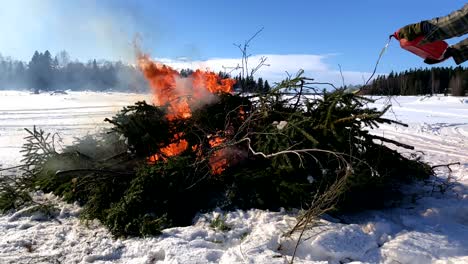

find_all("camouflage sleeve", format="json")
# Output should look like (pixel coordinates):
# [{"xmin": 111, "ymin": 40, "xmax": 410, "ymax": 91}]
[
  {"xmin": 451, "ymin": 38, "xmax": 468, "ymax": 65},
  {"xmin": 425, "ymin": 3, "xmax": 468, "ymax": 42}
]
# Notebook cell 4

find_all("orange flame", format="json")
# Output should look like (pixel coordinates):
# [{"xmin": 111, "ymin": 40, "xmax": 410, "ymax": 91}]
[
  {"xmin": 160, "ymin": 132, "xmax": 189, "ymax": 159},
  {"xmin": 138, "ymin": 53, "xmax": 236, "ymax": 174},
  {"xmin": 138, "ymin": 55, "xmax": 189, "ymax": 120},
  {"xmin": 138, "ymin": 54, "xmax": 236, "ymax": 120},
  {"xmin": 192, "ymin": 70, "xmax": 236, "ymax": 95},
  {"xmin": 147, "ymin": 135, "xmax": 188, "ymax": 162},
  {"xmin": 208, "ymin": 136, "xmax": 227, "ymax": 175}
]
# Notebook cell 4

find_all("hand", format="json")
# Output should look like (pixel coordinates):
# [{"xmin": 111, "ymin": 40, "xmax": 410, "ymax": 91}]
[{"xmin": 424, "ymin": 47, "xmax": 453, "ymax": 64}]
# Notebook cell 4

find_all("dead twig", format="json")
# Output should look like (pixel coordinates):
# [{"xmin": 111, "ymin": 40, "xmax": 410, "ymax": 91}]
[
  {"xmin": 338, "ymin": 64, "xmax": 345, "ymax": 88},
  {"xmin": 431, "ymin": 162, "xmax": 460, "ymax": 171},
  {"xmin": 288, "ymin": 170, "xmax": 350, "ymax": 264}
]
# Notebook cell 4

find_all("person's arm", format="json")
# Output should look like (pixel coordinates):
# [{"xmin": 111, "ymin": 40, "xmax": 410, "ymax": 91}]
[
  {"xmin": 398, "ymin": 4, "xmax": 468, "ymax": 65},
  {"xmin": 451, "ymin": 38, "xmax": 468, "ymax": 65},
  {"xmin": 398, "ymin": 4, "xmax": 468, "ymax": 42},
  {"xmin": 425, "ymin": 3, "xmax": 468, "ymax": 42}
]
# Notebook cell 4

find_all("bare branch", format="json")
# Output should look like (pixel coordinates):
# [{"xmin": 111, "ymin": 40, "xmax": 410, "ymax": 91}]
[
  {"xmin": 338, "ymin": 64, "xmax": 345, "ymax": 88},
  {"xmin": 431, "ymin": 162, "xmax": 460, "ymax": 171},
  {"xmin": 245, "ymin": 27, "xmax": 264, "ymax": 46}
]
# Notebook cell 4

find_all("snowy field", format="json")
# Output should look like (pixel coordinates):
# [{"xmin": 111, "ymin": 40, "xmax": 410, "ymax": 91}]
[
  {"xmin": 0, "ymin": 91, "xmax": 467, "ymax": 264},
  {"xmin": 0, "ymin": 91, "xmax": 152, "ymax": 166}
]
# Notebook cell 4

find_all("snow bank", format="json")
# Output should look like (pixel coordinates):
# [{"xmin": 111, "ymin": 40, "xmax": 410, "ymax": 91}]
[{"xmin": 1, "ymin": 92, "xmax": 467, "ymax": 263}]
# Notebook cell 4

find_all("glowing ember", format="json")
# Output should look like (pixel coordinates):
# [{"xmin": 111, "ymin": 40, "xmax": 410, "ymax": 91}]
[
  {"xmin": 208, "ymin": 136, "xmax": 225, "ymax": 147},
  {"xmin": 138, "ymin": 53, "xmax": 236, "ymax": 173},
  {"xmin": 239, "ymin": 107, "xmax": 246, "ymax": 121},
  {"xmin": 210, "ymin": 153, "xmax": 228, "ymax": 175},
  {"xmin": 208, "ymin": 136, "xmax": 228, "ymax": 175},
  {"xmin": 147, "ymin": 133, "xmax": 188, "ymax": 162},
  {"xmin": 161, "ymin": 133, "xmax": 188, "ymax": 156},
  {"xmin": 147, "ymin": 139, "xmax": 189, "ymax": 162}
]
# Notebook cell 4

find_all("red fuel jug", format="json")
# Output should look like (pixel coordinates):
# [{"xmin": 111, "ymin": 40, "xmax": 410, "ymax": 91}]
[{"xmin": 393, "ymin": 31, "xmax": 449, "ymax": 60}]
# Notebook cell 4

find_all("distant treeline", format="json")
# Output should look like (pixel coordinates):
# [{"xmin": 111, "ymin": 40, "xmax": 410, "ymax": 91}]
[
  {"xmin": 0, "ymin": 50, "xmax": 150, "ymax": 93},
  {"xmin": 361, "ymin": 66, "xmax": 468, "ymax": 96},
  {"xmin": 0, "ymin": 50, "xmax": 271, "ymax": 93}
]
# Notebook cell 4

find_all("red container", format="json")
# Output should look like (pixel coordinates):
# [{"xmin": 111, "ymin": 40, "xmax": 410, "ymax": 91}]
[{"xmin": 393, "ymin": 31, "xmax": 449, "ymax": 60}]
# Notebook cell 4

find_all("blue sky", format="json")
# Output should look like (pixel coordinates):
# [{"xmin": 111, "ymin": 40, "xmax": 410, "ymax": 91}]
[{"xmin": 0, "ymin": 0, "xmax": 466, "ymax": 85}]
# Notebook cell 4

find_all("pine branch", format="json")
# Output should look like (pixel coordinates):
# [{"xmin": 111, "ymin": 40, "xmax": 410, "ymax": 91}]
[
  {"xmin": 56, "ymin": 169, "xmax": 134, "ymax": 177},
  {"xmin": 371, "ymin": 134, "xmax": 414, "ymax": 149}
]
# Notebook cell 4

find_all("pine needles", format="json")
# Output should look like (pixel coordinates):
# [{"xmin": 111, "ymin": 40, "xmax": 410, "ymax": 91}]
[
  {"xmin": 0, "ymin": 127, "xmax": 61, "ymax": 213},
  {"xmin": 0, "ymin": 74, "xmax": 432, "ymax": 237}
]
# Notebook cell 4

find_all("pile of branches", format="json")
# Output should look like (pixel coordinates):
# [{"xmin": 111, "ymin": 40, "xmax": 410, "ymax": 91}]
[{"xmin": 0, "ymin": 74, "xmax": 431, "ymax": 237}]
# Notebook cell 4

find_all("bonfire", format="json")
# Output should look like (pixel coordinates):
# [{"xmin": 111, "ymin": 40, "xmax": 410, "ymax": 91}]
[
  {"xmin": 137, "ymin": 54, "xmax": 236, "ymax": 174},
  {"xmin": 0, "ymin": 54, "xmax": 432, "ymax": 238}
]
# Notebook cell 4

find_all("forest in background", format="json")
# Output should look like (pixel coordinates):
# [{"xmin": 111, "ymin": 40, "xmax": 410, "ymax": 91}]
[
  {"xmin": 0, "ymin": 50, "xmax": 147, "ymax": 93},
  {"xmin": 0, "ymin": 50, "xmax": 467, "ymax": 95},
  {"xmin": 360, "ymin": 66, "xmax": 468, "ymax": 96},
  {"xmin": 0, "ymin": 50, "xmax": 270, "ymax": 93}
]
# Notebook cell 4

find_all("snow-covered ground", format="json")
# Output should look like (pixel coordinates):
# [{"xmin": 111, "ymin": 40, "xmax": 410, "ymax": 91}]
[
  {"xmin": 0, "ymin": 90, "xmax": 152, "ymax": 166},
  {"xmin": 0, "ymin": 91, "xmax": 467, "ymax": 264}
]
